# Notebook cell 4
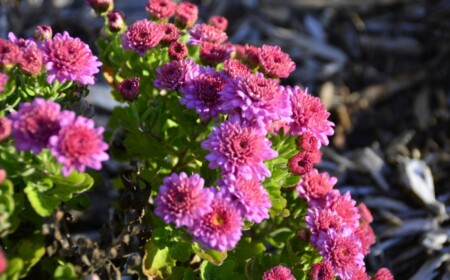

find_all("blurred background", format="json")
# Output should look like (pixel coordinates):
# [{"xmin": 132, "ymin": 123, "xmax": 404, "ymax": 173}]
[{"xmin": 1, "ymin": 0, "xmax": 450, "ymax": 279}]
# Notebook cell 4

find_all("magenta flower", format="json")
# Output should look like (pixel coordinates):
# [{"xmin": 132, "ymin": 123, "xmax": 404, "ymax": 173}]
[
  {"xmin": 351, "ymin": 267, "xmax": 371, "ymax": 280},
  {"xmin": 118, "ymin": 77, "xmax": 140, "ymax": 101},
  {"xmin": 297, "ymin": 169, "xmax": 337, "ymax": 201},
  {"xmin": 87, "ymin": 0, "xmax": 113, "ymax": 14},
  {"xmin": 0, "ymin": 38, "xmax": 21, "ymax": 67},
  {"xmin": 219, "ymin": 174, "xmax": 271, "ymax": 223},
  {"xmin": 0, "ymin": 72, "xmax": 8, "ymax": 92},
  {"xmin": 159, "ymin": 23, "xmax": 181, "ymax": 45},
  {"xmin": 0, "ymin": 117, "xmax": 11, "ymax": 142},
  {"xmin": 188, "ymin": 23, "xmax": 227, "ymax": 46},
  {"xmin": 121, "ymin": 19, "xmax": 163, "ymax": 55},
  {"xmin": 373, "ymin": 268, "xmax": 394, "ymax": 280},
  {"xmin": 223, "ymin": 59, "xmax": 251, "ymax": 79},
  {"xmin": 316, "ymin": 230, "xmax": 365, "ymax": 279},
  {"xmin": 357, "ymin": 203, "xmax": 373, "ymax": 224},
  {"xmin": 305, "ymin": 207, "xmax": 344, "ymax": 246},
  {"xmin": 321, "ymin": 191, "xmax": 360, "ymax": 230},
  {"xmin": 0, "ymin": 248, "xmax": 7, "ymax": 274},
  {"xmin": 220, "ymin": 73, "xmax": 291, "ymax": 129},
  {"xmin": 41, "ymin": 31, "xmax": 101, "ymax": 85},
  {"xmin": 168, "ymin": 41, "xmax": 188, "ymax": 60},
  {"xmin": 107, "ymin": 10, "xmax": 125, "ymax": 33},
  {"xmin": 154, "ymin": 172, "xmax": 213, "ymax": 227},
  {"xmin": 208, "ymin": 15, "xmax": 228, "ymax": 31},
  {"xmin": 354, "ymin": 223, "xmax": 376, "ymax": 256},
  {"xmin": 201, "ymin": 120, "xmax": 277, "ymax": 181},
  {"xmin": 258, "ymin": 45, "xmax": 295, "ymax": 78},
  {"xmin": 179, "ymin": 68, "xmax": 227, "ymax": 121},
  {"xmin": 0, "ymin": 169, "xmax": 6, "ymax": 185},
  {"xmin": 19, "ymin": 42, "xmax": 43, "ymax": 75},
  {"xmin": 310, "ymin": 262, "xmax": 334, "ymax": 280},
  {"xmin": 9, "ymin": 98, "xmax": 62, "ymax": 154},
  {"xmin": 262, "ymin": 265, "xmax": 296, "ymax": 280},
  {"xmin": 49, "ymin": 112, "xmax": 109, "ymax": 176},
  {"xmin": 145, "ymin": 0, "xmax": 177, "ymax": 20},
  {"xmin": 298, "ymin": 131, "xmax": 320, "ymax": 152},
  {"xmin": 154, "ymin": 59, "xmax": 199, "ymax": 90},
  {"xmin": 284, "ymin": 86, "xmax": 334, "ymax": 146},
  {"xmin": 199, "ymin": 42, "xmax": 231, "ymax": 65},
  {"xmin": 174, "ymin": 2, "xmax": 198, "ymax": 29},
  {"xmin": 188, "ymin": 189, "xmax": 243, "ymax": 252},
  {"xmin": 34, "ymin": 25, "xmax": 52, "ymax": 41},
  {"xmin": 288, "ymin": 151, "xmax": 314, "ymax": 176}
]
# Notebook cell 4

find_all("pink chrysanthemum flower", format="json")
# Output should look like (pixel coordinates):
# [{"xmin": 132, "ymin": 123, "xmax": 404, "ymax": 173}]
[
  {"xmin": 19, "ymin": 42, "xmax": 43, "ymax": 75},
  {"xmin": 258, "ymin": 45, "xmax": 295, "ymax": 78},
  {"xmin": 297, "ymin": 169, "xmax": 337, "ymax": 201},
  {"xmin": 179, "ymin": 68, "xmax": 227, "ymax": 121},
  {"xmin": 322, "ymin": 191, "xmax": 360, "ymax": 230},
  {"xmin": 350, "ymin": 267, "xmax": 370, "ymax": 280},
  {"xmin": 0, "ymin": 169, "xmax": 6, "ymax": 185},
  {"xmin": 168, "ymin": 41, "xmax": 188, "ymax": 60},
  {"xmin": 0, "ymin": 38, "xmax": 21, "ymax": 67},
  {"xmin": 199, "ymin": 42, "xmax": 231, "ymax": 65},
  {"xmin": 208, "ymin": 16, "xmax": 228, "ymax": 31},
  {"xmin": 201, "ymin": 120, "xmax": 277, "ymax": 181},
  {"xmin": 357, "ymin": 203, "xmax": 374, "ymax": 224},
  {"xmin": 0, "ymin": 72, "xmax": 8, "ymax": 92},
  {"xmin": 145, "ymin": 0, "xmax": 177, "ymax": 20},
  {"xmin": 288, "ymin": 151, "xmax": 314, "ymax": 176},
  {"xmin": 118, "ymin": 77, "xmax": 140, "ymax": 101},
  {"xmin": 310, "ymin": 262, "xmax": 334, "ymax": 280},
  {"xmin": 298, "ymin": 131, "xmax": 320, "ymax": 152},
  {"xmin": 41, "ymin": 32, "xmax": 101, "ymax": 85},
  {"xmin": 49, "ymin": 112, "xmax": 109, "ymax": 176},
  {"xmin": 34, "ymin": 25, "xmax": 52, "ymax": 41},
  {"xmin": 160, "ymin": 23, "xmax": 181, "ymax": 45},
  {"xmin": 223, "ymin": 59, "xmax": 251, "ymax": 78},
  {"xmin": 316, "ymin": 230, "xmax": 365, "ymax": 279},
  {"xmin": 107, "ymin": 10, "xmax": 125, "ymax": 33},
  {"xmin": 220, "ymin": 73, "xmax": 292, "ymax": 129},
  {"xmin": 121, "ymin": 19, "xmax": 163, "ymax": 55},
  {"xmin": 0, "ymin": 117, "xmax": 11, "ymax": 142},
  {"xmin": 305, "ymin": 207, "xmax": 344, "ymax": 246},
  {"xmin": 284, "ymin": 86, "xmax": 334, "ymax": 146},
  {"xmin": 219, "ymin": 174, "xmax": 271, "ymax": 223},
  {"xmin": 354, "ymin": 223, "xmax": 376, "ymax": 256},
  {"xmin": 9, "ymin": 98, "xmax": 62, "ymax": 154},
  {"xmin": 154, "ymin": 172, "xmax": 213, "ymax": 227},
  {"xmin": 262, "ymin": 265, "xmax": 296, "ymax": 280},
  {"xmin": 373, "ymin": 268, "xmax": 394, "ymax": 280},
  {"xmin": 243, "ymin": 44, "xmax": 260, "ymax": 67},
  {"xmin": 188, "ymin": 23, "xmax": 227, "ymax": 46},
  {"xmin": 0, "ymin": 248, "xmax": 7, "ymax": 274},
  {"xmin": 174, "ymin": 2, "xmax": 198, "ymax": 29},
  {"xmin": 154, "ymin": 59, "xmax": 199, "ymax": 90},
  {"xmin": 189, "ymin": 189, "xmax": 243, "ymax": 252}
]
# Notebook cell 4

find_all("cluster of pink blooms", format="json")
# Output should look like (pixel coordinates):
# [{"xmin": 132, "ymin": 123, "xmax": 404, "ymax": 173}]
[
  {"xmin": 4, "ymin": 98, "xmax": 108, "ymax": 176},
  {"xmin": 0, "ymin": 25, "xmax": 101, "ymax": 96}
]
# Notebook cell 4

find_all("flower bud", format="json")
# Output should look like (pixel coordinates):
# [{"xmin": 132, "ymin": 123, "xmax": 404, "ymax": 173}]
[
  {"xmin": 174, "ymin": 2, "xmax": 198, "ymax": 29},
  {"xmin": 0, "ymin": 117, "xmax": 11, "ymax": 142},
  {"xmin": 33, "ymin": 25, "xmax": 53, "ymax": 41},
  {"xmin": 118, "ymin": 77, "xmax": 140, "ymax": 101},
  {"xmin": 107, "ymin": 10, "xmax": 125, "ymax": 33},
  {"xmin": 208, "ymin": 16, "xmax": 228, "ymax": 31},
  {"xmin": 87, "ymin": 0, "xmax": 113, "ymax": 15},
  {"xmin": 168, "ymin": 41, "xmax": 187, "ymax": 60}
]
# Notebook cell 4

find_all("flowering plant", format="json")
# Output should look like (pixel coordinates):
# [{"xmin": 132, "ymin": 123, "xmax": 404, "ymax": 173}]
[{"xmin": 0, "ymin": 0, "xmax": 395, "ymax": 279}]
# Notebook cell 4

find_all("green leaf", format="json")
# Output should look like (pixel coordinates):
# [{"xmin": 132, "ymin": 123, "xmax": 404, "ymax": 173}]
[
  {"xmin": 2, "ymin": 258, "xmax": 23, "ymax": 280},
  {"xmin": 192, "ymin": 243, "xmax": 227, "ymax": 266},
  {"xmin": 16, "ymin": 233, "xmax": 46, "ymax": 278},
  {"xmin": 200, "ymin": 260, "xmax": 237, "ymax": 280},
  {"xmin": 233, "ymin": 237, "xmax": 266, "ymax": 263},
  {"xmin": 142, "ymin": 241, "xmax": 175, "ymax": 279},
  {"xmin": 24, "ymin": 181, "xmax": 58, "ymax": 217},
  {"xmin": 169, "ymin": 242, "xmax": 191, "ymax": 262},
  {"xmin": 53, "ymin": 263, "xmax": 78, "ymax": 280}
]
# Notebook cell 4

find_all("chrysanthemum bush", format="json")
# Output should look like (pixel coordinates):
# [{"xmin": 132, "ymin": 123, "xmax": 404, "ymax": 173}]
[{"xmin": 0, "ymin": 0, "xmax": 395, "ymax": 279}]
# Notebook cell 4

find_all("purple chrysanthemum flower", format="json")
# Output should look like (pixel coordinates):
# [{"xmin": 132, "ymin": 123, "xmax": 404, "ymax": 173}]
[
  {"xmin": 201, "ymin": 120, "xmax": 277, "ymax": 181},
  {"xmin": 0, "ymin": 72, "xmax": 8, "ymax": 92},
  {"xmin": 218, "ymin": 174, "xmax": 271, "ymax": 223},
  {"xmin": 49, "ymin": 112, "xmax": 109, "ymax": 176},
  {"xmin": 188, "ymin": 23, "xmax": 227, "ymax": 46},
  {"xmin": 154, "ymin": 172, "xmax": 213, "ymax": 227},
  {"xmin": 316, "ymin": 230, "xmax": 365, "ymax": 279},
  {"xmin": 220, "ymin": 73, "xmax": 291, "ymax": 129},
  {"xmin": 121, "ymin": 19, "xmax": 163, "ymax": 55},
  {"xmin": 199, "ymin": 42, "xmax": 231, "ymax": 65},
  {"xmin": 179, "ymin": 67, "xmax": 227, "ymax": 121},
  {"xmin": 9, "ymin": 98, "xmax": 62, "ymax": 154},
  {"xmin": 41, "ymin": 31, "xmax": 101, "ymax": 85},
  {"xmin": 262, "ymin": 265, "xmax": 296, "ymax": 280},
  {"xmin": 188, "ymin": 189, "xmax": 243, "ymax": 252},
  {"xmin": 284, "ymin": 86, "xmax": 334, "ymax": 146},
  {"xmin": 118, "ymin": 77, "xmax": 140, "ymax": 101},
  {"xmin": 154, "ymin": 59, "xmax": 200, "ymax": 90},
  {"xmin": 305, "ymin": 207, "xmax": 344, "ymax": 246}
]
